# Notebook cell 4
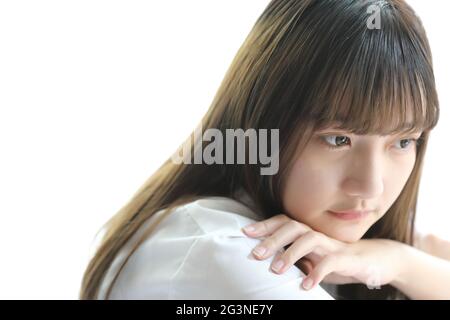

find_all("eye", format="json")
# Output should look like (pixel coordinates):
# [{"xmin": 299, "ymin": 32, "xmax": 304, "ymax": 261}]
[
  {"xmin": 318, "ymin": 135, "xmax": 422, "ymax": 152},
  {"xmin": 319, "ymin": 135, "xmax": 351, "ymax": 149},
  {"xmin": 393, "ymin": 138, "xmax": 419, "ymax": 151}
]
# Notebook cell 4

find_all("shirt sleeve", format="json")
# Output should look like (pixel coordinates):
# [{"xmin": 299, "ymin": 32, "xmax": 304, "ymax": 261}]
[
  {"xmin": 169, "ymin": 224, "xmax": 334, "ymax": 299},
  {"xmin": 106, "ymin": 203, "xmax": 334, "ymax": 300}
]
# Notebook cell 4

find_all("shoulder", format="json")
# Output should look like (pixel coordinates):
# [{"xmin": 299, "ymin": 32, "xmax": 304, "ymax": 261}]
[
  {"xmin": 106, "ymin": 196, "xmax": 334, "ymax": 300},
  {"xmin": 180, "ymin": 196, "xmax": 264, "ymax": 235},
  {"xmin": 414, "ymin": 230, "xmax": 450, "ymax": 260}
]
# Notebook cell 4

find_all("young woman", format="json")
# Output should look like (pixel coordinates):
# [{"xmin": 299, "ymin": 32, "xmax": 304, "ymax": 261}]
[{"xmin": 80, "ymin": 0, "xmax": 449, "ymax": 300}]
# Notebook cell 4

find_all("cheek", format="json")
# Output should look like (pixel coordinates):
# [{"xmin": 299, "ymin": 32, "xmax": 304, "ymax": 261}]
[
  {"xmin": 383, "ymin": 157, "xmax": 416, "ymax": 208},
  {"xmin": 282, "ymin": 158, "xmax": 337, "ymax": 221}
]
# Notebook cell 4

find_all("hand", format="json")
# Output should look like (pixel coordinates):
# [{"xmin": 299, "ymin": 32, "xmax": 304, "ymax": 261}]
[{"xmin": 242, "ymin": 214, "xmax": 405, "ymax": 290}]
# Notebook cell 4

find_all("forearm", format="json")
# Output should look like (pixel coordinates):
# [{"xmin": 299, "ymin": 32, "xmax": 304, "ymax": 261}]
[{"xmin": 392, "ymin": 243, "xmax": 450, "ymax": 299}]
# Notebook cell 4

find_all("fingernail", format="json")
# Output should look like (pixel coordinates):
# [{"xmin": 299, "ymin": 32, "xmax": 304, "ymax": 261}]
[
  {"xmin": 243, "ymin": 224, "xmax": 256, "ymax": 233},
  {"xmin": 271, "ymin": 260, "xmax": 285, "ymax": 273},
  {"xmin": 252, "ymin": 246, "xmax": 266, "ymax": 257},
  {"xmin": 302, "ymin": 278, "xmax": 314, "ymax": 290}
]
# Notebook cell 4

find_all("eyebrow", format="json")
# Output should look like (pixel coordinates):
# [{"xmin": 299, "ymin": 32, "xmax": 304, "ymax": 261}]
[
  {"xmin": 315, "ymin": 123, "xmax": 424, "ymax": 136},
  {"xmin": 318, "ymin": 119, "xmax": 424, "ymax": 132}
]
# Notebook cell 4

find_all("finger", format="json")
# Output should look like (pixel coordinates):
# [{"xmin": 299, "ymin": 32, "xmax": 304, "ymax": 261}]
[
  {"xmin": 302, "ymin": 254, "xmax": 356, "ymax": 290},
  {"xmin": 270, "ymin": 231, "xmax": 339, "ymax": 273},
  {"xmin": 252, "ymin": 220, "xmax": 310, "ymax": 260},
  {"xmin": 322, "ymin": 273, "xmax": 360, "ymax": 285},
  {"xmin": 242, "ymin": 214, "xmax": 295, "ymax": 237}
]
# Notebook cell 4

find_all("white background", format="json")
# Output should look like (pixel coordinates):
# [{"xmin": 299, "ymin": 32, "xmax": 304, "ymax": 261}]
[{"xmin": 0, "ymin": 1, "xmax": 448, "ymax": 299}]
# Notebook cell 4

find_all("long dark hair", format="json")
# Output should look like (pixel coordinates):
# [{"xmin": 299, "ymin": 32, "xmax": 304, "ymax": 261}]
[{"xmin": 80, "ymin": 0, "xmax": 439, "ymax": 299}]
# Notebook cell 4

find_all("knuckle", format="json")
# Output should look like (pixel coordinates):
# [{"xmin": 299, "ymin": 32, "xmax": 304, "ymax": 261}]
[
  {"xmin": 286, "ymin": 218, "xmax": 311, "ymax": 233},
  {"xmin": 311, "ymin": 230, "xmax": 326, "ymax": 242},
  {"xmin": 276, "ymin": 214, "xmax": 291, "ymax": 224},
  {"xmin": 287, "ymin": 219, "xmax": 301, "ymax": 229},
  {"xmin": 263, "ymin": 236, "xmax": 278, "ymax": 249},
  {"xmin": 305, "ymin": 230, "xmax": 318, "ymax": 241},
  {"xmin": 311, "ymin": 232, "xmax": 321, "ymax": 242},
  {"xmin": 282, "ymin": 251, "xmax": 296, "ymax": 265},
  {"xmin": 260, "ymin": 221, "xmax": 271, "ymax": 233}
]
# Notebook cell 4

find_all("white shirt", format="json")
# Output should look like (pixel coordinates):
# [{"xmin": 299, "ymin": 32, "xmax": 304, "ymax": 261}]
[{"xmin": 96, "ymin": 192, "xmax": 334, "ymax": 299}]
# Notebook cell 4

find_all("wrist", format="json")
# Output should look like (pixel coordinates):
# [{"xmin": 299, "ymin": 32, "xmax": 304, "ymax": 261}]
[{"xmin": 390, "ymin": 241, "xmax": 414, "ymax": 289}]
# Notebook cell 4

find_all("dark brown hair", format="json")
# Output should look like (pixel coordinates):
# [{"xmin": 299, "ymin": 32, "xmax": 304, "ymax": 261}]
[{"xmin": 80, "ymin": 0, "xmax": 439, "ymax": 299}]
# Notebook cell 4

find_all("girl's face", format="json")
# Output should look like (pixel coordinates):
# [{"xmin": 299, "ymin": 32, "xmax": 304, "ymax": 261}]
[{"xmin": 282, "ymin": 124, "xmax": 423, "ymax": 243}]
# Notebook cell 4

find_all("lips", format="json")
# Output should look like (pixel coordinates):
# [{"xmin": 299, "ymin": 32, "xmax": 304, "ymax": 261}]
[{"xmin": 327, "ymin": 209, "xmax": 373, "ymax": 220}]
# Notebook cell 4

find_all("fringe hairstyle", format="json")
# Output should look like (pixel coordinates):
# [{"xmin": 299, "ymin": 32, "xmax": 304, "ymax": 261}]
[{"xmin": 80, "ymin": 0, "xmax": 439, "ymax": 300}]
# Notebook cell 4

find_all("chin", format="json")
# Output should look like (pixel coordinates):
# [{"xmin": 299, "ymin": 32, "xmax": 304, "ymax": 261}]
[
  {"xmin": 335, "ymin": 234, "xmax": 363, "ymax": 244},
  {"xmin": 323, "ymin": 228, "xmax": 366, "ymax": 244}
]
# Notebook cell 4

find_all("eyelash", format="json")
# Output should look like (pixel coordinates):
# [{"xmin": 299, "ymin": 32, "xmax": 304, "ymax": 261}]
[{"xmin": 319, "ymin": 135, "xmax": 422, "ymax": 152}]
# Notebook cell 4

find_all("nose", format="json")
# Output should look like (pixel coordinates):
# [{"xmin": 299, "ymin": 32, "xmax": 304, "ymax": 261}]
[{"xmin": 341, "ymin": 150, "xmax": 384, "ymax": 200}]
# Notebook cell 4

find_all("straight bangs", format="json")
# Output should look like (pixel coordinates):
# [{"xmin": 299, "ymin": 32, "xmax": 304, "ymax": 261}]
[{"xmin": 299, "ymin": 2, "xmax": 439, "ymax": 137}]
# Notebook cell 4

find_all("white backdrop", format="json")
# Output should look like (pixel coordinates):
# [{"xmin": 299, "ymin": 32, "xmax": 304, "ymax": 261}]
[{"xmin": 0, "ymin": 0, "xmax": 448, "ymax": 299}]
